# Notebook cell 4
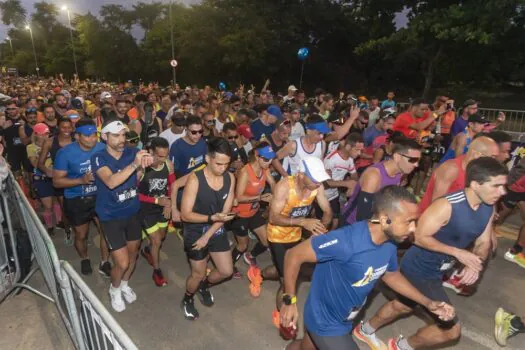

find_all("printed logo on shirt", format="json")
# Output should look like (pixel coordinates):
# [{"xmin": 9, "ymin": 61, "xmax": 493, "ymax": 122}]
[
  {"xmin": 318, "ymin": 239, "xmax": 338, "ymax": 249},
  {"xmin": 188, "ymin": 155, "xmax": 204, "ymax": 169},
  {"xmin": 149, "ymin": 178, "xmax": 167, "ymax": 192},
  {"xmin": 352, "ymin": 264, "xmax": 388, "ymax": 287}
]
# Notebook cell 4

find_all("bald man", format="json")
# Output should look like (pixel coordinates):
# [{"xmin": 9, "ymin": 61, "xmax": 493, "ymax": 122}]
[{"xmin": 419, "ymin": 136, "xmax": 500, "ymax": 213}]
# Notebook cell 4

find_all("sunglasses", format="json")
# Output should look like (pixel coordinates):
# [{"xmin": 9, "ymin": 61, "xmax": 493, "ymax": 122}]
[
  {"xmin": 189, "ymin": 129, "xmax": 204, "ymax": 135},
  {"xmin": 127, "ymin": 139, "xmax": 139, "ymax": 144},
  {"xmin": 6, "ymin": 107, "xmax": 17, "ymax": 111},
  {"xmin": 399, "ymin": 153, "xmax": 420, "ymax": 164},
  {"xmin": 260, "ymin": 156, "xmax": 272, "ymax": 162},
  {"xmin": 206, "ymin": 120, "xmax": 216, "ymax": 126},
  {"xmin": 227, "ymin": 135, "xmax": 239, "ymax": 140}
]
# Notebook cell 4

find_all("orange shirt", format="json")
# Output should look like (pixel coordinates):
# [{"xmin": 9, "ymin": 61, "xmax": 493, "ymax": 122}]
[
  {"xmin": 440, "ymin": 111, "xmax": 455, "ymax": 135},
  {"xmin": 235, "ymin": 163, "xmax": 268, "ymax": 218}
]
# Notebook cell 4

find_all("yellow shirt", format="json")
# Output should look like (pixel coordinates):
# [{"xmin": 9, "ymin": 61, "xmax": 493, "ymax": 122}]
[{"xmin": 267, "ymin": 176, "xmax": 317, "ymax": 243}]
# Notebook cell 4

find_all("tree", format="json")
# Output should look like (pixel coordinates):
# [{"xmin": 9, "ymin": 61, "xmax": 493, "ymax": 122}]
[
  {"xmin": 0, "ymin": 0, "xmax": 26, "ymax": 27},
  {"xmin": 132, "ymin": 2, "xmax": 165, "ymax": 35},
  {"xmin": 100, "ymin": 5, "xmax": 134, "ymax": 33}
]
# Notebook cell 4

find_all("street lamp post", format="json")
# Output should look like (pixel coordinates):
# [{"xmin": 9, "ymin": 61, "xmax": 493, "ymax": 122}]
[
  {"xmin": 6, "ymin": 37, "xmax": 14, "ymax": 57},
  {"xmin": 61, "ymin": 6, "xmax": 78, "ymax": 77},
  {"xmin": 25, "ymin": 25, "xmax": 39, "ymax": 78},
  {"xmin": 169, "ymin": 0, "xmax": 176, "ymax": 86}
]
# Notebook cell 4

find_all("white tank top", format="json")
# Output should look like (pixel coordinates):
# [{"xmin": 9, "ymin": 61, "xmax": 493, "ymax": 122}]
[{"xmin": 288, "ymin": 137, "xmax": 323, "ymax": 175}]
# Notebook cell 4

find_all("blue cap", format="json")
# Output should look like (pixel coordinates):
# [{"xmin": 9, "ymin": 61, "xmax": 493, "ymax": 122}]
[
  {"xmin": 267, "ymin": 105, "xmax": 283, "ymax": 120},
  {"xmin": 76, "ymin": 125, "xmax": 97, "ymax": 136},
  {"xmin": 306, "ymin": 121, "xmax": 331, "ymax": 134},
  {"xmin": 257, "ymin": 145, "xmax": 276, "ymax": 160}
]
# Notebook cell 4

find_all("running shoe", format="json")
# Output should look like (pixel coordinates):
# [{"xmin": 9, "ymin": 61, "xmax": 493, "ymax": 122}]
[
  {"xmin": 64, "ymin": 228, "xmax": 72, "ymax": 246},
  {"xmin": 272, "ymin": 309, "xmax": 280, "ymax": 329},
  {"xmin": 243, "ymin": 252, "xmax": 257, "ymax": 266},
  {"xmin": 504, "ymin": 250, "xmax": 525, "ymax": 269},
  {"xmin": 121, "ymin": 283, "xmax": 137, "ymax": 304},
  {"xmin": 247, "ymin": 265, "xmax": 262, "ymax": 297},
  {"xmin": 353, "ymin": 322, "xmax": 387, "ymax": 350},
  {"xmin": 153, "ymin": 269, "xmax": 168, "ymax": 287},
  {"xmin": 198, "ymin": 287, "xmax": 214, "ymax": 307},
  {"xmin": 80, "ymin": 259, "xmax": 92, "ymax": 275},
  {"xmin": 495, "ymin": 307, "xmax": 523, "ymax": 346},
  {"xmin": 181, "ymin": 297, "xmax": 199, "ymax": 320},
  {"xmin": 141, "ymin": 246, "xmax": 154, "ymax": 267},
  {"xmin": 387, "ymin": 336, "xmax": 403, "ymax": 350},
  {"xmin": 232, "ymin": 266, "xmax": 242, "ymax": 279},
  {"xmin": 109, "ymin": 286, "xmax": 125, "ymax": 313},
  {"xmin": 442, "ymin": 272, "xmax": 476, "ymax": 296},
  {"xmin": 98, "ymin": 261, "xmax": 112, "ymax": 278}
]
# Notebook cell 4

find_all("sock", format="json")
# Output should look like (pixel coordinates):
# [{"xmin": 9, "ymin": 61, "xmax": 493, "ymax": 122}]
[
  {"xmin": 231, "ymin": 247, "xmax": 243, "ymax": 263},
  {"xmin": 512, "ymin": 244, "xmax": 523, "ymax": 254},
  {"xmin": 199, "ymin": 278, "xmax": 210, "ymax": 291},
  {"xmin": 511, "ymin": 316, "xmax": 525, "ymax": 332},
  {"xmin": 110, "ymin": 283, "xmax": 121, "ymax": 291},
  {"xmin": 42, "ymin": 211, "xmax": 53, "ymax": 229},
  {"xmin": 120, "ymin": 280, "xmax": 128, "ymax": 288},
  {"xmin": 361, "ymin": 321, "xmax": 376, "ymax": 335},
  {"xmin": 250, "ymin": 242, "xmax": 267, "ymax": 258},
  {"xmin": 397, "ymin": 337, "xmax": 413, "ymax": 350},
  {"xmin": 53, "ymin": 203, "xmax": 62, "ymax": 223},
  {"xmin": 184, "ymin": 291, "xmax": 194, "ymax": 302}
]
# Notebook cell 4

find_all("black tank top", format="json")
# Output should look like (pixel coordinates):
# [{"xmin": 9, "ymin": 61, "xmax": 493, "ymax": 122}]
[
  {"xmin": 4, "ymin": 120, "xmax": 25, "ymax": 159},
  {"xmin": 139, "ymin": 162, "xmax": 170, "ymax": 213},
  {"xmin": 185, "ymin": 169, "xmax": 232, "ymax": 233},
  {"xmin": 50, "ymin": 136, "xmax": 72, "ymax": 163}
]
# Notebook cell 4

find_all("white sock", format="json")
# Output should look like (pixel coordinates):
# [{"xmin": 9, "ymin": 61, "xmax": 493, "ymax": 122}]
[
  {"xmin": 361, "ymin": 321, "xmax": 376, "ymax": 335},
  {"xmin": 397, "ymin": 337, "xmax": 413, "ymax": 350},
  {"xmin": 110, "ymin": 284, "xmax": 120, "ymax": 292},
  {"xmin": 120, "ymin": 280, "xmax": 128, "ymax": 288}
]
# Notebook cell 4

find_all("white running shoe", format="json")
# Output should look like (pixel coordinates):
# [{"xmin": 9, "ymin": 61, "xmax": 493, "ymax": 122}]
[
  {"xmin": 121, "ymin": 283, "xmax": 137, "ymax": 304},
  {"xmin": 109, "ymin": 286, "xmax": 125, "ymax": 313}
]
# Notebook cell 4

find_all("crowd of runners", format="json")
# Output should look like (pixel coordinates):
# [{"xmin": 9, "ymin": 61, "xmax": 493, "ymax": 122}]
[{"xmin": 1, "ymin": 76, "xmax": 524, "ymax": 349}]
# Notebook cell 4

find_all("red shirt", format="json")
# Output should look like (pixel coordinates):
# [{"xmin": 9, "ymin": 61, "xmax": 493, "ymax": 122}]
[{"xmin": 393, "ymin": 112, "xmax": 423, "ymax": 139}]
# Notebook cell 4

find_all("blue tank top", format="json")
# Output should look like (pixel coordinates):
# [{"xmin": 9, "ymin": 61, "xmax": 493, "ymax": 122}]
[
  {"xmin": 401, "ymin": 190, "xmax": 493, "ymax": 280},
  {"xmin": 440, "ymin": 129, "xmax": 472, "ymax": 163}
]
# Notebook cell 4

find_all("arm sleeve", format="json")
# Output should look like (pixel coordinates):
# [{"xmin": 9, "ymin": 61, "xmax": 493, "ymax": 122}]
[
  {"xmin": 54, "ymin": 149, "xmax": 68, "ymax": 171},
  {"xmin": 139, "ymin": 194, "xmax": 157, "ymax": 204},
  {"xmin": 311, "ymin": 228, "xmax": 352, "ymax": 263},
  {"xmin": 167, "ymin": 173, "xmax": 176, "ymax": 196},
  {"xmin": 355, "ymin": 191, "xmax": 375, "ymax": 221}
]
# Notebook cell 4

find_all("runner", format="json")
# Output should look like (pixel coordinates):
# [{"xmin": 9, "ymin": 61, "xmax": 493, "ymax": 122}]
[
  {"xmin": 230, "ymin": 142, "xmax": 276, "ymax": 296},
  {"xmin": 180, "ymin": 137, "xmax": 236, "ymax": 321},
  {"xmin": 356, "ymin": 157, "xmax": 507, "ymax": 350},
  {"xmin": 265, "ymin": 156, "xmax": 333, "ymax": 326},
  {"xmin": 440, "ymin": 113, "xmax": 487, "ymax": 163},
  {"xmin": 280, "ymin": 186, "xmax": 455, "ymax": 350},
  {"xmin": 92, "ymin": 119, "xmax": 154, "ymax": 312},
  {"xmin": 138, "ymin": 137, "xmax": 175, "ymax": 287},
  {"xmin": 340, "ymin": 137, "xmax": 422, "ymax": 226},
  {"xmin": 53, "ymin": 119, "xmax": 109, "ymax": 276}
]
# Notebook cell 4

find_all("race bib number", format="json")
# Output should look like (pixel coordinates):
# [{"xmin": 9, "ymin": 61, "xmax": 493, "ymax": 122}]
[
  {"xmin": 82, "ymin": 184, "xmax": 97, "ymax": 196},
  {"xmin": 202, "ymin": 225, "xmax": 225, "ymax": 236},
  {"xmin": 289, "ymin": 205, "xmax": 311, "ymax": 218},
  {"xmin": 116, "ymin": 187, "xmax": 137, "ymax": 203}
]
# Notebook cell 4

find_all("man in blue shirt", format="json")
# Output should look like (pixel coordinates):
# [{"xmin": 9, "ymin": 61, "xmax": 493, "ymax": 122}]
[
  {"xmin": 356, "ymin": 158, "xmax": 507, "ymax": 350},
  {"xmin": 380, "ymin": 91, "xmax": 396, "ymax": 110},
  {"xmin": 250, "ymin": 104, "xmax": 282, "ymax": 141},
  {"xmin": 53, "ymin": 119, "xmax": 109, "ymax": 276},
  {"xmin": 279, "ymin": 186, "xmax": 455, "ymax": 350},
  {"xmin": 450, "ymin": 99, "xmax": 478, "ymax": 136},
  {"xmin": 92, "ymin": 119, "xmax": 153, "ymax": 313},
  {"xmin": 362, "ymin": 113, "xmax": 395, "ymax": 147}
]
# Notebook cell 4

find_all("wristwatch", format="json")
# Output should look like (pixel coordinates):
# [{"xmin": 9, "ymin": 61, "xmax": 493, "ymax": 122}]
[{"xmin": 282, "ymin": 294, "xmax": 297, "ymax": 306}]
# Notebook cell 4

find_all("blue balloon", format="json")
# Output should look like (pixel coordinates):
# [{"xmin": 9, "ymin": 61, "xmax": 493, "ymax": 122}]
[
  {"xmin": 297, "ymin": 47, "xmax": 309, "ymax": 61},
  {"xmin": 219, "ymin": 81, "xmax": 226, "ymax": 90}
]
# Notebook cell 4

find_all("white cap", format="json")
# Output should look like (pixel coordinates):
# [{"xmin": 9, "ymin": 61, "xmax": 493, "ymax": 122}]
[
  {"xmin": 299, "ymin": 156, "xmax": 331, "ymax": 183},
  {"xmin": 288, "ymin": 85, "xmax": 298, "ymax": 92},
  {"xmin": 100, "ymin": 91, "xmax": 112, "ymax": 101},
  {"xmin": 101, "ymin": 120, "xmax": 128, "ymax": 134}
]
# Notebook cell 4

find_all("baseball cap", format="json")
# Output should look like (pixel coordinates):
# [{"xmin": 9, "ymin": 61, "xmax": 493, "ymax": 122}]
[
  {"xmin": 237, "ymin": 124, "xmax": 254, "ymax": 140},
  {"xmin": 71, "ymin": 97, "xmax": 84, "ymax": 110},
  {"xmin": 257, "ymin": 145, "xmax": 276, "ymax": 160},
  {"xmin": 288, "ymin": 85, "xmax": 298, "ymax": 92},
  {"xmin": 267, "ymin": 105, "xmax": 283, "ymax": 120},
  {"xmin": 305, "ymin": 121, "xmax": 331, "ymax": 134},
  {"xmin": 101, "ymin": 120, "xmax": 128, "ymax": 134},
  {"xmin": 33, "ymin": 123, "xmax": 50, "ymax": 135},
  {"xmin": 299, "ymin": 156, "xmax": 331, "ymax": 183},
  {"xmin": 66, "ymin": 110, "xmax": 80, "ymax": 120},
  {"xmin": 463, "ymin": 99, "xmax": 478, "ymax": 108},
  {"xmin": 100, "ymin": 91, "xmax": 112, "ymax": 101},
  {"xmin": 468, "ymin": 113, "xmax": 489, "ymax": 124}
]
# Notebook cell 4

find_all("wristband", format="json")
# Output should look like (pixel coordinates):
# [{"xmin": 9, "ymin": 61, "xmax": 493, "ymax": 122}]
[{"xmin": 207, "ymin": 215, "xmax": 213, "ymax": 224}]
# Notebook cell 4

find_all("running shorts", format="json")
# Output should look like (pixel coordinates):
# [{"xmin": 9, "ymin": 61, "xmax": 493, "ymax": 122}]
[
  {"xmin": 307, "ymin": 330, "xmax": 359, "ymax": 350},
  {"xmin": 501, "ymin": 189, "xmax": 525, "ymax": 209},
  {"xmin": 230, "ymin": 210, "xmax": 266, "ymax": 237},
  {"xmin": 33, "ymin": 177, "xmax": 54, "ymax": 199},
  {"xmin": 64, "ymin": 196, "xmax": 97, "ymax": 227},
  {"xmin": 269, "ymin": 241, "xmax": 300, "ymax": 278},
  {"xmin": 101, "ymin": 215, "xmax": 141, "ymax": 251},
  {"xmin": 139, "ymin": 207, "xmax": 168, "ymax": 238},
  {"xmin": 183, "ymin": 224, "xmax": 230, "ymax": 261}
]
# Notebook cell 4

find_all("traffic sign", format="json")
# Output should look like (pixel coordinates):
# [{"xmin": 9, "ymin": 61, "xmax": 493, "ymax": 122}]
[{"xmin": 170, "ymin": 59, "xmax": 178, "ymax": 68}]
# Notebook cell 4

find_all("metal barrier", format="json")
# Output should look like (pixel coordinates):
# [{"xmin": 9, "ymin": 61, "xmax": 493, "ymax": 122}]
[
  {"xmin": 0, "ymin": 178, "xmax": 18, "ymax": 301},
  {"xmin": 0, "ymin": 172, "xmax": 137, "ymax": 350}
]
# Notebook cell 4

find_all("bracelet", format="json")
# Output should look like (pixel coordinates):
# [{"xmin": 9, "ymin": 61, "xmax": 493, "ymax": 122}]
[
  {"xmin": 130, "ymin": 163, "xmax": 138, "ymax": 171},
  {"xmin": 207, "ymin": 215, "xmax": 213, "ymax": 224}
]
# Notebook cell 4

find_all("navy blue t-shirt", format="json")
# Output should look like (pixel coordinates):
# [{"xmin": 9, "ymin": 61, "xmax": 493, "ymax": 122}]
[
  {"xmin": 304, "ymin": 221, "xmax": 398, "ymax": 337},
  {"xmin": 169, "ymin": 137, "xmax": 207, "ymax": 178},
  {"xmin": 91, "ymin": 147, "xmax": 140, "ymax": 221},
  {"xmin": 54, "ymin": 142, "xmax": 105, "ymax": 199},
  {"xmin": 250, "ymin": 119, "xmax": 275, "ymax": 141}
]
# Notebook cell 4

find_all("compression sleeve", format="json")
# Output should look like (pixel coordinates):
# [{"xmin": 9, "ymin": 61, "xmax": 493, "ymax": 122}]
[
  {"xmin": 139, "ymin": 194, "xmax": 156, "ymax": 204},
  {"xmin": 355, "ymin": 191, "xmax": 375, "ymax": 222},
  {"xmin": 167, "ymin": 173, "xmax": 176, "ymax": 196}
]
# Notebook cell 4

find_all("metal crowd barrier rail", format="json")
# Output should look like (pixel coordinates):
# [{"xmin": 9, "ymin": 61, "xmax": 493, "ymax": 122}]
[
  {"xmin": 0, "ymin": 177, "xmax": 19, "ymax": 302},
  {"xmin": 0, "ymin": 172, "xmax": 137, "ymax": 350}
]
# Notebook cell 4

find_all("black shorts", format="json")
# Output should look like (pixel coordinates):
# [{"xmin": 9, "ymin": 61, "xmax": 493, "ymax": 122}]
[
  {"xmin": 314, "ymin": 197, "xmax": 340, "ymax": 220},
  {"xmin": 230, "ymin": 211, "xmax": 266, "ymax": 237},
  {"xmin": 307, "ymin": 330, "xmax": 359, "ymax": 350},
  {"xmin": 139, "ymin": 208, "xmax": 168, "ymax": 235},
  {"xmin": 64, "ymin": 196, "xmax": 97, "ymax": 227},
  {"xmin": 502, "ymin": 189, "xmax": 525, "ymax": 209},
  {"xmin": 33, "ymin": 177, "xmax": 54, "ymax": 199},
  {"xmin": 101, "ymin": 215, "xmax": 141, "ymax": 251},
  {"xmin": 396, "ymin": 269, "xmax": 458, "ymax": 327},
  {"xmin": 269, "ymin": 241, "xmax": 300, "ymax": 278},
  {"xmin": 184, "ymin": 225, "xmax": 231, "ymax": 261},
  {"xmin": 7, "ymin": 151, "xmax": 24, "ymax": 172}
]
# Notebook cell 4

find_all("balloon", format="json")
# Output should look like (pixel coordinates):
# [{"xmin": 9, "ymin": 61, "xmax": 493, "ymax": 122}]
[
  {"xmin": 219, "ymin": 81, "xmax": 226, "ymax": 90},
  {"xmin": 297, "ymin": 47, "xmax": 309, "ymax": 61}
]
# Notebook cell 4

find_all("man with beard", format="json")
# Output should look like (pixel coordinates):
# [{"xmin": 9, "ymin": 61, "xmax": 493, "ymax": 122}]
[
  {"xmin": 280, "ymin": 186, "xmax": 455, "ymax": 350},
  {"xmin": 2, "ymin": 101, "xmax": 26, "ymax": 175},
  {"xmin": 41, "ymin": 104, "xmax": 58, "ymax": 135},
  {"xmin": 53, "ymin": 93, "xmax": 69, "ymax": 118}
]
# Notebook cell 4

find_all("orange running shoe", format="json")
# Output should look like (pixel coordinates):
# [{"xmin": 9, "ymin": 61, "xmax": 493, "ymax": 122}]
[
  {"xmin": 247, "ymin": 265, "xmax": 262, "ymax": 297},
  {"xmin": 272, "ymin": 309, "xmax": 280, "ymax": 329}
]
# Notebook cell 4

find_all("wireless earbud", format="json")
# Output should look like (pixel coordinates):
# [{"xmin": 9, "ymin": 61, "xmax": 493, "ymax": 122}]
[{"xmin": 386, "ymin": 218, "xmax": 392, "ymax": 224}]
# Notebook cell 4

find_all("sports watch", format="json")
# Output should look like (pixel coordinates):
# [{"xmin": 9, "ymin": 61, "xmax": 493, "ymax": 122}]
[{"xmin": 282, "ymin": 294, "xmax": 297, "ymax": 306}]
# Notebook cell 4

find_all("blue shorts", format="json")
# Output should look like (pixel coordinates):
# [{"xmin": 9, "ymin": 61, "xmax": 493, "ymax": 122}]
[{"xmin": 33, "ymin": 177, "xmax": 54, "ymax": 199}]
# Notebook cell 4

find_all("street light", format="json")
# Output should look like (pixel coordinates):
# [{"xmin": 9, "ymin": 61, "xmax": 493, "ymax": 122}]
[
  {"xmin": 169, "ymin": 0, "xmax": 176, "ymax": 85},
  {"xmin": 61, "ymin": 5, "xmax": 78, "ymax": 77},
  {"xmin": 25, "ymin": 25, "xmax": 39, "ymax": 78},
  {"xmin": 5, "ymin": 36, "xmax": 13, "ymax": 57}
]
